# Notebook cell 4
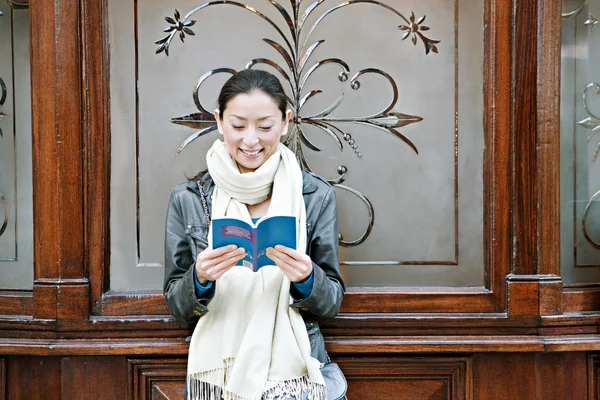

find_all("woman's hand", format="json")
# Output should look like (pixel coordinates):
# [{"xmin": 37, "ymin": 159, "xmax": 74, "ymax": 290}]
[
  {"xmin": 195, "ymin": 245, "xmax": 246, "ymax": 285},
  {"xmin": 266, "ymin": 245, "xmax": 313, "ymax": 283}
]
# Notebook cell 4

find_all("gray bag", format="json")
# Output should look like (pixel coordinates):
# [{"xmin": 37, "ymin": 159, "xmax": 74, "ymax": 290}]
[{"xmin": 321, "ymin": 362, "xmax": 348, "ymax": 400}]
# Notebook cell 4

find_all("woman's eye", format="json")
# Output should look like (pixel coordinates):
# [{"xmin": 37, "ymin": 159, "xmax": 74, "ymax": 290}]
[
  {"xmin": 259, "ymin": 126, "xmax": 273, "ymax": 131},
  {"xmin": 232, "ymin": 125, "xmax": 245, "ymax": 130}
]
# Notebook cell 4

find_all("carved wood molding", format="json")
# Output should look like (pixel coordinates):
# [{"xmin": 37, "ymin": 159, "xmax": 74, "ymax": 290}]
[
  {"xmin": 0, "ymin": 335, "xmax": 600, "ymax": 356},
  {"xmin": 588, "ymin": 353, "xmax": 600, "ymax": 399},
  {"xmin": 563, "ymin": 285, "xmax": 600, "ymax": 313},
  {"xmin": 128, "ymin": 358, "xmax": 186, "ymax": 400},
  {"xmin": 337, "ymin": 356, "xmax": 471, "ymax": 400}
]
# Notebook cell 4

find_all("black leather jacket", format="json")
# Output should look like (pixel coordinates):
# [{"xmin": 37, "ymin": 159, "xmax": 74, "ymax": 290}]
[{"xmin": 163, "ymin": 171, "xmax": 345, "ymax": 363}]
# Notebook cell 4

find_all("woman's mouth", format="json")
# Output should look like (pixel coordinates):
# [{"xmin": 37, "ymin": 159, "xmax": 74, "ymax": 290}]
[{"xmin": 240, "ymin": 149, "xmax": 263, "ymax": 157}]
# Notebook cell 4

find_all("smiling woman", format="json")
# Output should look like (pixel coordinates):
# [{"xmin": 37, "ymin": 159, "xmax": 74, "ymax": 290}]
[{"xmin": 163, "ymin": 69, "xmax": 347, "ymax": 400}]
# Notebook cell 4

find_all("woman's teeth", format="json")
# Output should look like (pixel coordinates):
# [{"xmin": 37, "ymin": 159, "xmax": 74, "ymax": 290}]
[{"xmin": 241, "ymin": 149, "xmax": 261, "ymax": 156}]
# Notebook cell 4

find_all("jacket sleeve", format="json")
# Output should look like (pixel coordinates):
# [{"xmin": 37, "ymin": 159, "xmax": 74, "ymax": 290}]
[
  {"xmin": 163, "ymin": 189, "xmax": 215, "ymax": 323},
  {"xmin": 290, "ymin": 186, "xmax": 345, "ymax": 319}
]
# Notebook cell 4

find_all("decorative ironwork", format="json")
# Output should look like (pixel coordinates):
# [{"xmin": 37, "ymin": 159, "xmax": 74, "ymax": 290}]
[
  {"xmin": 155, "ymin": 1, "xmax": 440, "ymax": 246},
  {"xmin": 0, "ymin": 77, "xmax": 6, "ymax": 137},
  {"xmin": 577, "ymin": 83, "xmax": 600, "ymax": 162},
  {"xmin": 0, "ymin": 192, "xmax": 6, "ymax": 238},
  {"xmin": 585, "ymin": 13, "xmax": 599, "ymax": 30},
  {"xmin": 6, "ymin": 1, "xmax": 28, "ymax": 9},
  {"xmin": 0, "ymin": 0, "xmax": 29, "ymax": 15},
  {"xmin": 561, "ymin": 0, "xmax": 598, "ymax": 30},
  {"xmin": 577, "ymin": 82, "xmax": 600, "ymax": 248},
  {"xmin": 562, "ymin": 0, "xmax": 588, "ymax": 18}
]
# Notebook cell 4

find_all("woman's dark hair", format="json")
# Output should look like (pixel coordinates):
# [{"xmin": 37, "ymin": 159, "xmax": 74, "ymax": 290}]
[{"xmin": 217, "ymin": 69, "xmax": 288, "ymax": 121}]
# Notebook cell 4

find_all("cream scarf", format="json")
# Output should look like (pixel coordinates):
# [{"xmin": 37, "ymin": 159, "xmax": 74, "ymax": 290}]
[{"xmin": 186, "ymin": 139, "xmax": 325, "ymax": 400}]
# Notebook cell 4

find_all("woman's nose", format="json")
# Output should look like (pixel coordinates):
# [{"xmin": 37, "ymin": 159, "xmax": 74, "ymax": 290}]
[{"xmin": 243, "ymin": 129, "xmax": 259, "ymax": 146}]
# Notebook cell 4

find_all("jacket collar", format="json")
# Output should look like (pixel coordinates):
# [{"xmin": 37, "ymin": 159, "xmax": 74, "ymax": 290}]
[{"xmin": 186, "ymin": 170, "xmax": 318, "ymax": 195}]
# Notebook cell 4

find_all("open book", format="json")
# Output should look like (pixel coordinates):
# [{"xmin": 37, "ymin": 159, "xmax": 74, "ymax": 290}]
[{"xmin": 212, "ymin": 216, "xmax": 297, "ymax": 272}]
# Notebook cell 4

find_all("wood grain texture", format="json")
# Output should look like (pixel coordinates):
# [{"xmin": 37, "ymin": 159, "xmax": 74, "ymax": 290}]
[
  {"xmin": 337, "ymin": 356, "xmax": 471, "ymax": 400},
  {"xmin": 128, "ymin": 358, "xmax": 187, "ymax": 400},
  {"xmin": 29, "ymin": 0, "xmax": 90, "ymax": 324},
  {"xmin": 0, "ymin": 291, "xmax": 33, "ymax": 316},
  {"xmin": 30, "ymin": 0, "xmax": 84, "ymax": 281},
  {"xmin": 81, "ymin": 0, "xmax": 111, "ymax": 316},
  {"xmin": 474, "ymin": 353, "xmax": 587, "ymax": 400},
  {"xmin": 511, "ymin": 0, "xmax": 538, "ymax": 276},
  {"xmin": 0, "ymin": 358, "xmax": 5, "ymax": 400},
  {"xmin": 152, "ymin": 381, "xmax": 183, "ymax": 400},
  {"xmin": 589, "ymin": 353, "xmax": 600, "ymax": 399},
  {"xmin": 60, "ymin": 357, "xmax": 126, "ymax": 400},
  {"xmin": 473, "ymin": 354, "xmax": 536, "ymax": 400},
  {"xmin": 564, "ymin": 286, "xmax": 600, "ymax": 312},
  {"xmin": 510, "ymin": 0, "xmax": 561, "ymax": 277},
  {"xmin": 6, "ymin": 356, "xmax": 61, "ymax": 400},
  {"xmin": 535, "ymin": 0, "xmax": 561, "ymax": 277},
  {"xmin": 483, "ymin": 0, "xmax": 512, "ymax": 312},
  {"xmin": 2, "ymin": 336, "xmax": 600, "ymax": 356},
  {"xmin": 536, "ymin": 353, "xmax": 586, "ymax": 400}
]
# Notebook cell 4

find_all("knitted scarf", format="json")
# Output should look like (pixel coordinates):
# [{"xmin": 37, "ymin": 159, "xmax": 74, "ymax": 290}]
[{"xmin": 186, "ymin": 139, "xmax": 325, "ymax": 400}]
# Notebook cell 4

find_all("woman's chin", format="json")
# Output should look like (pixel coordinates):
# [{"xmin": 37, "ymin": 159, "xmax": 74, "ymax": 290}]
[{"xmin": 236, "ymin": 159, "xmax": 263, "ymax": 173}]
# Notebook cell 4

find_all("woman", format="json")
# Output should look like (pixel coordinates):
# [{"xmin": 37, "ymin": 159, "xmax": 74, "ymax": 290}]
[{"xmin": 163, "ymin": 69, "xmax": 345, "ymax": 400}]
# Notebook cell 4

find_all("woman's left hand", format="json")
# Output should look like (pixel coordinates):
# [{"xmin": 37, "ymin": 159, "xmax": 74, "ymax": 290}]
[{"xmin": 266, "ymin": 245, "xmax": 313, "ymax": 283}]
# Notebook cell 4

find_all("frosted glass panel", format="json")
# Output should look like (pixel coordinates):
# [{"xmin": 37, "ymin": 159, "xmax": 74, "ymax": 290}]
[
  {"xmin": 0, "ymin": 3, "xmax": 33, "ymax": 289},
  {"xmin": 109, "ymin": 0, "xmax": 484, "ymax": 289},
  {"xmin": 561, "ymin": 0, "xmax": 600, "ymax": 284}
]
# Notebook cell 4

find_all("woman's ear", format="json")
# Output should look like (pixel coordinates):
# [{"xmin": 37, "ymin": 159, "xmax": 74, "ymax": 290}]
[
  {"xmin": 281, "ymin": 109, "xmax": 293, "ymax": 136},
  {"xmin": 214, "ymin": 109, "xmax": 224, "ymax": 135}
]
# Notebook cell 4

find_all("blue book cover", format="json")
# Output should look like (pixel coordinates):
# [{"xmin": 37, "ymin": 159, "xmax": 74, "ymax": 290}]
[{"xmin": 212, "ymin": 216, "xmax": 296, "ymax": 272}]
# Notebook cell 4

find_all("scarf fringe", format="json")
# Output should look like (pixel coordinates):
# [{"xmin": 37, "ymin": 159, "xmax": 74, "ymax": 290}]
[
  {"xmin": 263, "ymin": 376, "xmax": 326, "ymax": 400},
  {"xmin": 187, "ymin": 369, "xmax": 326, "ymax": 400}
]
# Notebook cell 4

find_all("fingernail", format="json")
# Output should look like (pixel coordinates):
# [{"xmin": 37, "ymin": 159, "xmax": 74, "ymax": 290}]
[
  {"xmin": 230, "ymin": 245, "xmax": 237, "ymax": 250},
  {"xmin": 275, "ymin": 245, "xmax": 282, "ymax": 250}
]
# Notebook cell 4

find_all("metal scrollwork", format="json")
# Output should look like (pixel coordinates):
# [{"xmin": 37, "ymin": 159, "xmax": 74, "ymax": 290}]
[
  {"xmin": 156, "ymin": 0, "xmax": 440, "ymax": 246},
  {"xmin": 0, "ymin": 192, "xmax": 7, "ymax": 238},
  {"xmin": 0, "ymin": 77, "xmax": 6, "ymax": 137},
  {"xmin": 583, "ymin": 189, "xmax": 600, "ymax": 249},
  {"xmin": 562, "ymin": 0, "xmax": 589, "ymax": 18},
  {"xmin": 577, "ymin": 82, "xmax": 600, "ymax": 248},
  {"xmin": 562, "ymin": 0, "xmax": 599, "ymax": 30},
  {"xmin": 577, "ymin": 83, "xmax": 600, "ymax": 162}
]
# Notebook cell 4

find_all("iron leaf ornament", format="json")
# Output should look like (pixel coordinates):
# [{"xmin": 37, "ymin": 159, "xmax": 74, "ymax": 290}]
[
  {"xmin": 577, "ymin": 83, "xmax": 600, "ymax": 249},
  {"xmin": 155, "ymin": 0, "xmax": 440, "ymax": 247}
]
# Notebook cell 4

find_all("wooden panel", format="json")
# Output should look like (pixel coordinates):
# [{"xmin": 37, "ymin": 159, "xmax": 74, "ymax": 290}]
[
  {"xmin": 473, "ymin": 354, "xmax": 535, "ymax": 400},
  {"xmin": 536, "ymin": 353, "xmax": 587, "ymax": 400},
  {"xmin": 337, "ymin": 356, "xmax": 471, "ymax": 400},
  {"xmin": 128, "ymin": 358, "xmax": 187, "ymax": 400},
  {"xmin": 60, "ymin": 357, "xmax": 126, "ymax": 400},
  {"xmin": 6, "ymin": 356, "xmax": 60, "ymax": 400},
  {"xmin": 474, "ymin": 352, "xmax": 588, "ymax": 400}
]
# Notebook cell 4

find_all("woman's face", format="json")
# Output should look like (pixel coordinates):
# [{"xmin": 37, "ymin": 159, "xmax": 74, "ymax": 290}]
[{"xmin": 215, "ymin": 90, "xmax": 292, "ymax": 174}]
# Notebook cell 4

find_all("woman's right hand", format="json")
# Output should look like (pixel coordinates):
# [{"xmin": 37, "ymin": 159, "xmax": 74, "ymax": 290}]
[{"xmin": 195, "ymin": 245, "xmax": 246, "ymax": 285}]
